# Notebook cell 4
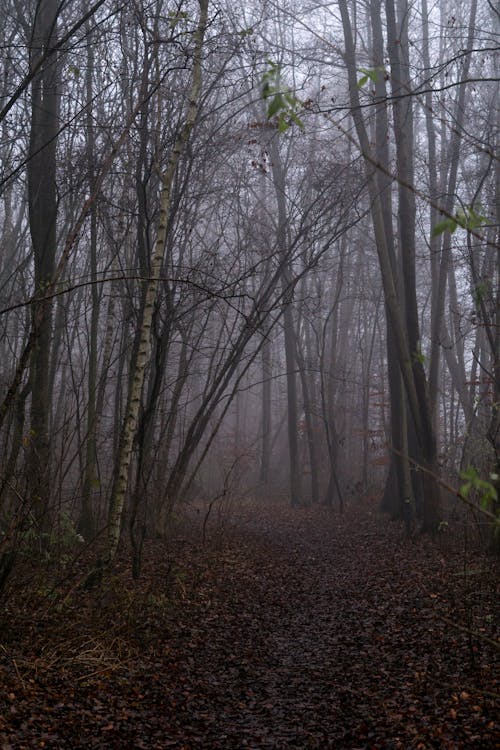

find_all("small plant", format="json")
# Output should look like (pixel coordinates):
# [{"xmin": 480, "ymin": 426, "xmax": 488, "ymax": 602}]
[
  {"xmin": 412, "ymin": 343, "xmax": 426, "ymax": 366},
  {"xmin": 262, "ymin": 61, "xmax": 304, "ymax": 133},
  {"xmin": 459, "ymin": 466, "xmax": 500, "ymax": 538},
  {"xmin": 18, "ymin": 511, "xmax": 84, "ymax": 564},
  {"xmin": 459, "ymin": 466, "xmax": 497, "ymax": 510}
]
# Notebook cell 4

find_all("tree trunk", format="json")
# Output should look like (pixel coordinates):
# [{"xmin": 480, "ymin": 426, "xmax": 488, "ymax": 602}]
[
  {"xmin": 107, "ymin": 0, "xmax": 209, "ymax": 562},
  {"xmin": 268, "ymin": 137, "xmax": 302, "ymax": 507},
  {"xmin": 80, "ymin": 19, "xmax": 99, "ymax": 539},
  {"xmin": 339, "ymin": 0, "xmax": 441, "ymax": 530},
  {"xmin": 27, "ymin": 0, "xmax": 59, "ymax": 531},
  {"xmin": 428, "ymin": 0, "xmax": 478, "ymax": 420},
  {"xmin": 259, "ymin": 325, "xmax": 272, "ymax": 487}
]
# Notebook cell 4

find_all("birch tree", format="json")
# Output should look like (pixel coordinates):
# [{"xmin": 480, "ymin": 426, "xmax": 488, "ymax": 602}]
[{"xmin": 107, "ymin": 0, "xmax": 210, "ymax": 561}]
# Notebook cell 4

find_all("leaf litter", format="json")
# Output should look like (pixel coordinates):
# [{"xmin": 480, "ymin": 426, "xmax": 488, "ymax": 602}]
[{"xmin": 0, "ymin": 500, "xmax": 498, "ymax": 748}]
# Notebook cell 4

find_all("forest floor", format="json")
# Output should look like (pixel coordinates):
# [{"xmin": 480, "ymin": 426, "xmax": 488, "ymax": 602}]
[{"xmin": 0, "ymin": 498, "xmax": 498, "ymax": 749}]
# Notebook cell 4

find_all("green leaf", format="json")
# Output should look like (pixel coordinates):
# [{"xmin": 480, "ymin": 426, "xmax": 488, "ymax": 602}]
[
  {"xmin": 456, "ymin": 205, "xmax": 487, "ymax": 231},
  {"xmin": 358, "ymin": 67, "xmax": 379, "ymax": 82},
  {"xmin": 357, "ymin": 67, "xmax": 384, "ymax": 88},
  {"xmin": 261, "ymin": 62, "xmax": 304, "ymax": 134},
  {"xmin": 290, "ymin": 112, "xmax": 305, "ymax": 130},
  {"xmin": 460, "ymin": 465, "xmax": 498, "ymax": 509},
  {"xmin": 267, "ymin": 93, "xmax": 285, "ymax": 118},
  {"xmin": 432, "ymin": 205, "xmax": 487, "ymax": 238},
  {"xmin": 432, "ymin": 217, "xmax": 458, "ymax": 237},
  {"xmin": 262, "ymin": 81, "xmax": 272, "ymax": 99},
  {"xmin": 278, "ymin": 116, "xmax": 289, "ymax": 133}
]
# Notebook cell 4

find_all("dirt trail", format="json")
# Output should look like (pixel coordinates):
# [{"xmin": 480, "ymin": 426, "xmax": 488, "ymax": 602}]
[
  {"xmin": 0, "ymin": 502, "xmax": 498, "ymax": 748},
  {"xmin": 158, "ymin": 503, "xmax": 499, "ymax": 749}
]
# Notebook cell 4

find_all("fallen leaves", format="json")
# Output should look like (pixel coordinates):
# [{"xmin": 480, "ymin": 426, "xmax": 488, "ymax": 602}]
[{"xmin": 0, "ymin": 501, "xmax": 498, "ymax": 748}]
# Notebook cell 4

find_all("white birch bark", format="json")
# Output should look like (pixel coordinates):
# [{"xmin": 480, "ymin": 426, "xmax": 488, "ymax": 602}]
[{"xmin": 107, "ymin": 0, "xmax": 209, "ymax": 561}]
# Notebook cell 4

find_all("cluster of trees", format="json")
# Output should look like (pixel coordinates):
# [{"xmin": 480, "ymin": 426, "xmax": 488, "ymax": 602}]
[{"xmin": 0, "ymin": 0, "xmax": 498, "ymax": 576}]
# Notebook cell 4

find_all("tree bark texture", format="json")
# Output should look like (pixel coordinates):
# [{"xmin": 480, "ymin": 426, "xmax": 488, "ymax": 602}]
[
  {"xmin": 107, "ymin": 0, "xmax": 210, "ymax": 561},
  {"xmin": 27, "ymin": 0, "xmax": 59, "ymax": 528},
  {"xmin": 339, "ymin": 0, "xmax": 441, "ymax": 530}
]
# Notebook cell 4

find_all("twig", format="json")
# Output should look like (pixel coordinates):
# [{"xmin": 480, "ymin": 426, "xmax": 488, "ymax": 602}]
[
  {"xmin": 12, "ymin": 659, "xmax": 25, "ymax": 689},
  {"xmin": 440, "ymin": 615, "xmax": 500, "ymax": 650}
]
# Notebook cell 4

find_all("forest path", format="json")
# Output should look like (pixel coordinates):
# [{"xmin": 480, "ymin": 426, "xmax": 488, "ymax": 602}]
[
  {"xmin": 0, "ymin": 501, "xmax": 498, "ymax": 748},
  {"xmin": 155, "ymin": 501, "xmax": 498, "ymax": 749}
]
